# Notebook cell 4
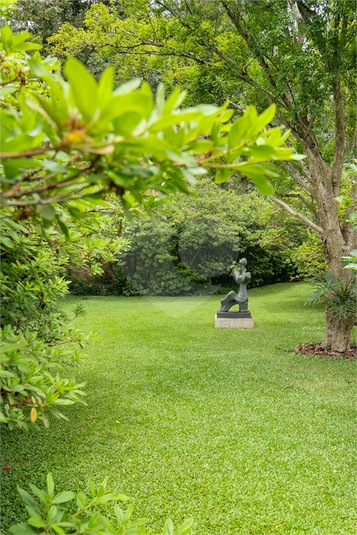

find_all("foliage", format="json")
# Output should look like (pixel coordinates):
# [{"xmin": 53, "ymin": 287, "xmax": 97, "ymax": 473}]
[
  {"xmin": 48, "ymin": 0, "xmax": 356, "ymax": 149},
  {"xmin": 0, "ymin": 326, "xmax": 88, "ymax": 430},
  {"xmin": 116, "ymin": 185, "xmax": 299, "ymax": 296},
  {"xmin": 0, "ymin": 25, "xmax": 304, "ymax": 434},
  {"xmin": 0, "ymin": 195, "xmax": 127, "ymax": 431},
  {"xmin": 305, "ymin": 270, "xmax": 357, "ymax": 320},
  {"xmin": 2, "ymin": 287, "xmax": 355, "ymax": 535},
  {"xmin": 341, "ymin": 207, "xmax": 357, "ymax": 271},
  {"xmin": 8, "ymin": 0, "xmax": 114, "ymax": 76},
  {"xmin": 0, "ymin": 0, "xmax": 17, "ymax": 20},
  {"xmin": 290, "ymin": 234, "xmax": 327, "ymax": 278},
  {"xmin": 0, "ymin": 204, "xmax": 126, "ymax": 332},
  {"xmin": 68, "ymin": 182, "xmax": 302, "ymax": 296},
  {"xmin": 342, "ymin": 248, "xmax": 357, "ymax": 271},
  {"xmin": 10, "ymin": 473, "xmax": 193, "ymax": 535},
  {"xmin": 0, "ymin": 24, "xmax": 302, "ymax": 229}
]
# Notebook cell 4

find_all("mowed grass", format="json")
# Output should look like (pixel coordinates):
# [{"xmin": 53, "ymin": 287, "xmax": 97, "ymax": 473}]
[{"xmin": 1, "ymin": 282, "xmax": 356, "ymax": 535}]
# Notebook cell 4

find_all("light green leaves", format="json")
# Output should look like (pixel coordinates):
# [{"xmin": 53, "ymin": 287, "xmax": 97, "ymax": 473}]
[
  {"xmin": 46, "ymin": 474, "xmax": 54, "ymax": 499},
  {"xmin": 207, "ymin": 104, "xmax": 304, "ymax": 194},
  {"xmin": 1, "ymin": 25, "xmax": 42, "ymax": 53},
  {"xmin": 1, "ymin": 42, "xmax": 302, "ymax": 224},
  {"xmin": 52, "ymin": 491, "xmax": 75, "ymax": 504},
  {"xmin": 64, "ymin": 58, "xmax": 98, "ymax": 124},
  {"xmin": 11, "ymin": 474, "xmax": 195, "ymax": 535}
]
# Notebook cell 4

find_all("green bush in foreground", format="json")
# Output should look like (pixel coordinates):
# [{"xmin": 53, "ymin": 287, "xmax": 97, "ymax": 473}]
[
  {"xmin": 0, "ymin": 326, "xmax": 88, "ymax": 430},
  {"xmin": 10, "ymin": 474, "xmax": 193, "ymax": 535}
]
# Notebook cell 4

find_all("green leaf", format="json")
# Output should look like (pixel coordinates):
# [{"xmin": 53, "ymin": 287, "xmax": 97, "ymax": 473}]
[
  {"xmin": 41, "ymin": 160, "xmax": 66, "ymax": 174},
  {"xmin": 56, "ymin": 217, "xmax": 69, "ymax": 240},
  {"xmin": 101, "ymin": 93, "xmax": 153, "ymax": 123},
  {"xmin": 176, "ymin": 518, "xmax": 194, "ymax": 535},
  {"xmin": 0, "ymin": 235, "xmax": 14, "ymax": 248},
  {"xmin": 17, "ymin": 487, "xmax": 40, "ymax": 509},
  {"xmin": 51, "ymin": 525, "xmax": 66, "ymax": 535},
  {"xmin": 52, "ymin": 491, "xmax": 75, "ymax": 504},
  {"xmin": 164, "ymin": 87, "xmax": 187, "ymax": 113},
  {"xmin": 129, "ymin": 517, "xmax": 150, "ymax": 528},
  {"xmin": 64, "ymin": 58, "xmax": 98, "ymax": 124},
  {"xmin": 0, "ymin": 85, "xmax": 17, "ymax": 96},
  {"xmin": 98, "ymin": 66, "xmax": 114, "ymax": 106},
  {"xmin": 12, "ymin": 43, "xmax": 42, "ymax": 52},
  {"xmin": 155, "ymin": 83, "xmax": 165, "ymax": 116},
  {"xmin": 76, "ymin": 491, "xmax": 87, "ymax": 509},
  {"xmin": 162, "ymin": 518, "xmax": 174, "ymax": 535},
  {"xmin": 255, "ymin": 104, "xmax": 276, "ymax": 132},
  {"xmin": 38, "ymin": 205, "xmax": 56, "ymax": 221},
  {"xmin": 1, "ymin": 24, "xmax": 13, "ymax": 52},
  {"xmin": 114, "ymin": 504, "xmax": 124, "ymax": 527},
  {"xmin": 9, "ymin": 523, "xmax": 41, "ymax": 535},
  {"xmin": 124, "ymin": 502, "xmax": 134, "ymax": 522},
  {"xmin": 245, "ymin": 172, "xmax": 274, "ymax": 195},
  {"xmin": 47, "ymin": 473, "xmax": 54, "ymax": 499},
  {"xmin": 228, "ymin": 106, "xmax": 258, "ymax": 148},
  {"xmin": 28, "ymin": 518, "xmax": 47, "ymax": 529},
  {"xmin": 96, "ymin": 491, "xmax": 129, "ymax": 504},
  {"xmin": 0, "ymin": 341, "xmax": 26, "ymax": 354},
  {"xmin": 88, "ymin": 478, "xmax": 96, "ymax": 499},
  {"xmin": 215, "ymin": 168, "xmax": 233, "ymax": 184},
  {"xmin": 113, "ymin": 77, "xmax": 141, "ymax": 96},
  {"xmin": 0, "ymin": 370, "xmax": 17, "ymax": 378}
]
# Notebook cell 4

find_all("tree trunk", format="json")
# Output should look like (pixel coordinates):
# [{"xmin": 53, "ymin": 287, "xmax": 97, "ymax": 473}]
[
  {"xmin": 322, "ymin": 306, "xmax": 356, "ymax": 352},
  {"xmin": 318, "ymin": 193, "xmax": 355, "ymax": 351}
]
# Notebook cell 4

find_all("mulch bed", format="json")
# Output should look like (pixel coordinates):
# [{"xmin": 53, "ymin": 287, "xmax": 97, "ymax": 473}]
[{"xmin": 294, "ymin": 343, "xmax": 357, "ymax": 360}]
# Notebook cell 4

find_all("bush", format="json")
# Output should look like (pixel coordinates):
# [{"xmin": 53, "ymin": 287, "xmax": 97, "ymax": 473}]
[
  {"xmin": 0, "ymin": 326, "xmax": 88, "ymax": 430},
  {"xmin": 69, "ymin": 184, "xmax": 300, "ymax": 296},
  {"xmin": 10, "ymin": 474, "xmax": 194, "ymax": 535}
]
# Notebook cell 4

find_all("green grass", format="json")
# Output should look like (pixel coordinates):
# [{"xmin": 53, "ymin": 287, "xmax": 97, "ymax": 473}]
[{"xmin": 1, "ymin": 282, "xmax": 356, "ymax": 535}]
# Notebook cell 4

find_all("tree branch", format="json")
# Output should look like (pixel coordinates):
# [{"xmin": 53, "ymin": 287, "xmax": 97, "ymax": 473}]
[
  {"xmin": 283, "ymin": 192, "xmax": 317, "ymax": 219},
  {"xmin": 279, "ymin": 160, "xmax": 314, "ymax": 193},
  {"xmin": 331, "ymin": 75, "xmax": 346, "ymax": 196},
  {"xmin": 270, "ymin": 194, "xmax": 323, "ymax": 234},
  {"xmin": 220, "ymin": 0, "xmax": 293, "ymax": 110},
  {"xmin": 0, "ymin": 145, "xmax": 62, "ymax": 159}
]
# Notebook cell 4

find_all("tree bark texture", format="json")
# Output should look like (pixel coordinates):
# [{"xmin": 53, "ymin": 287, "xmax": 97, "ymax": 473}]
[{"xmin": 322, "ymin": 307, "xmax": 356, "ymax": 353}]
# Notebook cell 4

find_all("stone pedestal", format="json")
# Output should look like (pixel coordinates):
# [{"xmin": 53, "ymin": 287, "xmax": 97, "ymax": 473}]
[{"xmin": 215, "ymin": 310, "xmax": 254, "ymax": 329}]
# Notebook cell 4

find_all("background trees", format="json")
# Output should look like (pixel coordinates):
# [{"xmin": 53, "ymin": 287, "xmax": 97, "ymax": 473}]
[
  {"xmin": 70, "ymin": 183, "xmax": 302, "ymax": 297},
  {"xmin": 50, "ymin": 0, "xmax": 356, "ymax": 350}
]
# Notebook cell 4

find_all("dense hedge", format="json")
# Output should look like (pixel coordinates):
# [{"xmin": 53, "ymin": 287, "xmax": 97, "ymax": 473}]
[{"xmin": 69, "ymin": 183, "xmax": 301, "ymax": 296}]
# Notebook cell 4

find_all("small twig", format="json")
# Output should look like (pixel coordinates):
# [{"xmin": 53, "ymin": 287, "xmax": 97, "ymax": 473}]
[
  {"xmin": 0, "ymin": 145, "xmax": 63, "ymax": 159},
  {"xmin": 0, "ymin": 78, "xmax": 18, "ymax": 86}
]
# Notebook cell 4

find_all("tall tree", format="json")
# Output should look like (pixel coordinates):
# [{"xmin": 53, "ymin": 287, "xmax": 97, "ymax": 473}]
[{"xmin": 51, "ymin": 0, "xmax": 357, "ymax": 350}]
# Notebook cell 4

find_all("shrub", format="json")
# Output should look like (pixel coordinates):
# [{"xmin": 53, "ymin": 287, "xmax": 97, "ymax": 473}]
[{"xmin": 10, "ymin": 474, "xmax": 194, "ymax": 535}]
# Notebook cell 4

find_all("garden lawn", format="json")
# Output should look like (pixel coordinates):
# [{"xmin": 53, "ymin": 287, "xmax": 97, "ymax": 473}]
[{"xmin": 1, "ymin": 282, "xmax": 356, "ymax": 535}]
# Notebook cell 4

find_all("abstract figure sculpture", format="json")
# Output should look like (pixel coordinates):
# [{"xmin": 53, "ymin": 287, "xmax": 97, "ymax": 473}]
[
  {"xmin": 220, "ymin": 258, "xmax": 251, "ymax": 313},
  {"xmin": 215, "ymin": 258, "xmax": 254, "ymax": 328}
]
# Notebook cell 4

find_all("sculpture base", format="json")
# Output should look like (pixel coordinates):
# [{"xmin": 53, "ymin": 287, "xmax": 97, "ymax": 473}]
[
  {"xmin": 215, "ymin": 313, "xmax": 254, "ymax": 329},
  {"xmin": 216, "ymin": 310, "xmax": 252, "ymax": 318}
]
